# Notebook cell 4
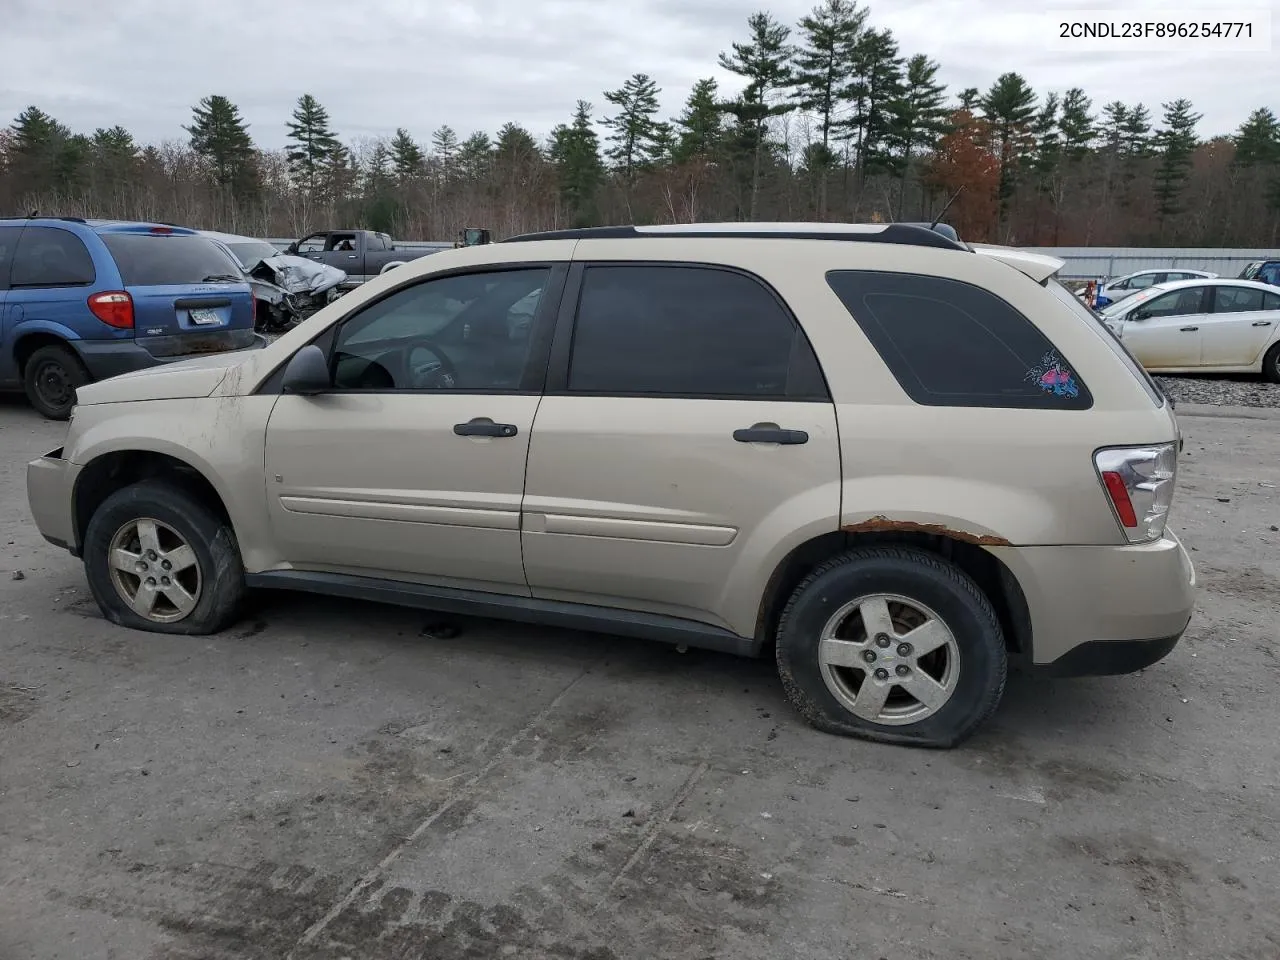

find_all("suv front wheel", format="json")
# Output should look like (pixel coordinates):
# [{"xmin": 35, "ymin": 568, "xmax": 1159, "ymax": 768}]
[
  {"xmin": 83, "ymin": 480, "xmax": 247, "ymax": 634},
  {"xmin": 776, "ymin": 546, "xmax": 1007, "ymax": 748}
]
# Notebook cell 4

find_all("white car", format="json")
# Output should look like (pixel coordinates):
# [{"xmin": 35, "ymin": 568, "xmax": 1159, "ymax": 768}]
[
  {"xmin": 1095, "ymin": 269, "xmax": 1217, "ymax": 307},
  {"xmin": 1099, "ymin": 278, "xmax": 1280, "ymax": 381}
]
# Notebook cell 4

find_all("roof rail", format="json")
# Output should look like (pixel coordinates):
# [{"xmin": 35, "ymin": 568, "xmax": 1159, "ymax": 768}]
[
  {"xmin": 501, "ymin": 222, "xmax": 967, "ymax": 251},
  {"xmin": 0, "ymin": 215, "xmax": 88, "ymax": 224}
]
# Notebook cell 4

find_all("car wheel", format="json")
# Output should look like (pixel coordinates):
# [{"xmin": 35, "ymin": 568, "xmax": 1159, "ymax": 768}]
[
  {"xmin": 24, "ymin": 344, "xmax": 89, "ymax": 420},
  {"xmin": 775, "ymin": 545, "xmax": 1007, "ymax": 749},
  {"xmin": 1263, "ymin": 342, "xmax": 1280, "ymax": 384},
  {"xmin": 83, "ymin": 480, "xmax": 246, "ymax": 635}
]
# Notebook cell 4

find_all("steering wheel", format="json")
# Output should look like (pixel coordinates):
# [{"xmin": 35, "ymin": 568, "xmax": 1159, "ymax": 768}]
[{"xmin": 408, "ymin": 341, "xmax": 461, "ymax": 389}]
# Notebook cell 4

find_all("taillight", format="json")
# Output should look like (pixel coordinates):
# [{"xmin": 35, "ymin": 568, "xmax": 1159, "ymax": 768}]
[
  {"xmin": 1094, "ymin": 443, "xmax": 1177, "ymax": 543},
  {"xmin": 87, "ymin": 291, "xmax": 134, "ymax": 329}
]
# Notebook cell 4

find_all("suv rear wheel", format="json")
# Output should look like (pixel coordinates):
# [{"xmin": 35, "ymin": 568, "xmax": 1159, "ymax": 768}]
[
  {"xmin": 24, "ymin": 344, "xmax": 89, "ymax": 420},
  {"xmin": 83, "ymin": 480, "xmax": 246, "ymax": 634},
  {"xmin": 775, "ymin": 545, "xmax": 1007, "ymax": 748}
]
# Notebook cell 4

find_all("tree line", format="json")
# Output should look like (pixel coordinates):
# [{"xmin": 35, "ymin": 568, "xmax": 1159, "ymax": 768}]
[{"xmin": 2, "ymin": 1, "xmax": 1278, "ymax": 247}]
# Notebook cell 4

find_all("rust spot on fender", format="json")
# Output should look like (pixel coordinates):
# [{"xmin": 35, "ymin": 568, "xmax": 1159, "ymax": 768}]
[{"xmin": 842, "ymin": 516, "xmax": 1011, "ymax": 548}]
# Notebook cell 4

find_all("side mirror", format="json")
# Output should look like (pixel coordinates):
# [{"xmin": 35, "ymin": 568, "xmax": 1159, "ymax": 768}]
[
  {"xmin": 281, "ymin": 344, "xmax": 331, "ymax": 396},
  {"xmin": 1130, "ymin": 309, "xmax": 1149, "ymax": 322}
]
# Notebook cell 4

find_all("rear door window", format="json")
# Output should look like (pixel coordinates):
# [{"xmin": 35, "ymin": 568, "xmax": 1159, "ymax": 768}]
[
  {"xmin": 827, "ymin": 270, "xmax": 1092, "ymax": 409},
  {"xmin": 10, "ymin": 226, "xmax": 96, "ymax": 287},
  {"xmin": 100, "ymin": 234, "xmax": 242, "ymax": 286},
  {"xmin": 1212, "ymin": 286, "xmax": 1267, "ymax": 313},
  {"xmin": 1265, "ymin": 292, "xmax": 1280, "ymax": 310},
  {"xmin": 565, "ymin": 264, "xmax": 827, "ymax": 399}
]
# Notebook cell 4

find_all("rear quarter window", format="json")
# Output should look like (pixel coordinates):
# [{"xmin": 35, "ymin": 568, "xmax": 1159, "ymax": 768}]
[
  {"xmin": 11, "ymin": 226, "xmax": 96, "ymax": 287},
  {"xmin": 100, "ymin": 234, "xmax": 242, "ymax": 287},
  {"xmin": 826, "ymin": 270, "xmax": 1092, "ymax": 409}
]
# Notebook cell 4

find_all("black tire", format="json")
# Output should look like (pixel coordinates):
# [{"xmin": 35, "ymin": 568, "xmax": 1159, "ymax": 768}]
[
  {"xmin": 775, "ymin": 545, "xmax": 1007, "ymax": 749},
  {"xmin": 1263, "ymin": 342, "xmax": 1280, "ymax": 384},
  {"xmin": 83, "ymin": 480, "xmax": 246, "ymax": 635},
  {"xmin": 24, "ymin": 344, "xmax": 89, "ymax": 420}
]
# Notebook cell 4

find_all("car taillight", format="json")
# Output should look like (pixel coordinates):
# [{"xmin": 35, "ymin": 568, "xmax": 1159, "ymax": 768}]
[
  {"xmin": 87, "ymin": 291, "xmax": 134, "ymax": 329},
  {"xmin": 1094, "ymin": 443, "xmax": 1177, "ymax": 543}
]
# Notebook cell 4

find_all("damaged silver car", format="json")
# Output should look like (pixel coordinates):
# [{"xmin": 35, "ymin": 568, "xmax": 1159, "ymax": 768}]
[{"xmin": 201, "ymin": 231, "xmax": 347, "ymax": 333}]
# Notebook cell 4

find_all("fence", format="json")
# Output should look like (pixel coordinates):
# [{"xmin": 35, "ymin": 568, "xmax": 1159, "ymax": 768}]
[{"xmin": 1021, "ymin": 247, "xmax": 1276, "ymax": 282}]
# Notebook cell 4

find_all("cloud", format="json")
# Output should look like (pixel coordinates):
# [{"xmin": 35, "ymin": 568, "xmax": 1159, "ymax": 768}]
[{"xmin": 0, "ymin": 0, "xmax": 1272, "ymax": 150}]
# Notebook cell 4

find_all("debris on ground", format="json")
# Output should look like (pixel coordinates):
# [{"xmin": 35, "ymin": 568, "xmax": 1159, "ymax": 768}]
[
  {"xmin": 420, "ymin": 621, "xmax": 461, "ymax": 639},
  {"xmin": 11, "ymin": 570, "xmax": 24, "ymax": 580}
]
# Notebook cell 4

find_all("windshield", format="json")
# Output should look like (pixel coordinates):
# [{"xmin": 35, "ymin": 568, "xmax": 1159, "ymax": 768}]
[
  {"xmin": 1046, "ymin": 277, "xmax": 1164, "ymax": 406},
  {"xmin": 225, "ymin": 240, "xmax": 280, "ymax": 270},
  {"xmin": 101, "ymin": 234, "xmax": 244, "ymax": 286},
  {"xmin": 1100, "ymin": 287, "xmax": 1161, "ymax": 317}
]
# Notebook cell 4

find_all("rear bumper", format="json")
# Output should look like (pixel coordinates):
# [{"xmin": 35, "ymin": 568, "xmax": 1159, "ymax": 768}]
[
  {"xmin": 991, "ymin": 530, "xmax": 1196, "ymax": 674},
  {"xmin": 74, "ymin": 331, "xmax": 266, "ymax": 381},
  {"xmin": 27, "ymin": 448, "xmax": 79, "ymax": 554}
]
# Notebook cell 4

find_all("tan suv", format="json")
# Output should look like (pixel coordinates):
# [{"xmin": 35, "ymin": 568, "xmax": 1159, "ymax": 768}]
[{"xmin": 26, "ymin": 223, "xmax": 1196, "ymax": 748}]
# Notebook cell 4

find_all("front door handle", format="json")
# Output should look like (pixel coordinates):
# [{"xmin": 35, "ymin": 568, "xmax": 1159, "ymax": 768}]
[
  {"xmin": 1180, "ymin": 326, "xmax": 1199, "ymax": 332},
  {"xmin": 454, "ymin": 418, "xmax": 518, "ymax": 438},
  {"xmin": 733, "ymin": 426, "xmax": 808, "ymax": 445},
  {"xmin": 1253, "ymin": 320, "xmax": 1273, "ymax": 327}
]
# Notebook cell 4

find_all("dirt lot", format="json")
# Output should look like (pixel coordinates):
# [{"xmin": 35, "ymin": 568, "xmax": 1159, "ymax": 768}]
[{"xmin": 2, "ymin": 395, "xmax": 1278, "ymax": 960}]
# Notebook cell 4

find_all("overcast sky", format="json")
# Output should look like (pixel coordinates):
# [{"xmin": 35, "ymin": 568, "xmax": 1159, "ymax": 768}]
[{"xmin": 2, "ymin": 0, "xmax": 1275, "ymax": 151}]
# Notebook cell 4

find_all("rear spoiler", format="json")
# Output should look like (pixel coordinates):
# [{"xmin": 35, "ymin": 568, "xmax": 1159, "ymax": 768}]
[{"xmin": 969, "ymin": 243, "xmax": 1065, "ymax": 283}]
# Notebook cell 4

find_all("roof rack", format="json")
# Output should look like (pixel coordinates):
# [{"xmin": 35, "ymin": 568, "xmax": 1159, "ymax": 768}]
[{"xmin": 501, "ymin": 222, "xmax": 967, "ymax": 251}]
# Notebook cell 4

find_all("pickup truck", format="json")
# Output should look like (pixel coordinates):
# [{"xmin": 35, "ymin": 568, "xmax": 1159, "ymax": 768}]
[{"xmin": 284, "ymin": 230, "xmax": 448, "ymax": 288}]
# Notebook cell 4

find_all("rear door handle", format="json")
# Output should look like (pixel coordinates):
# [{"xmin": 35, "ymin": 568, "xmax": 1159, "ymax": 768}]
[
  {"xmin": 454, "ymin": 419, "xmax": 518, "ymax": 438},
  {"xmin": 733, "ymin": 426, "xmax": 808, "ymax": 445},
  {"xmin": 1180, "ymin": 326, "xmax": 1199, "ymax": 332},
  {"xmin": 1253, "ymin": 320, "xmax": 1272, "ymax": 327}
]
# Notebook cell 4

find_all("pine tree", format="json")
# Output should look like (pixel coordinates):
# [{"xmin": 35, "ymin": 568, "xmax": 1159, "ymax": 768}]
[
  {"xmin": 841, "ymin": 26, "xmax": 905, "ymax": 183},
  {"xmin": 1152, "ymin": 98, "xmax": 1201, "ymax": 233},
  {"xmin": 601, "ymin": 73, "xmax": 664, "ymax": 180},
  {"xmin": 1121, "ymin": 103, "xmax": 1153, "ymax": 157},
  {"xmin": 1100, "ymin": 101, "xmax": 1128, "ymax": 154},
  {"xmin": 957, "ymin": 88, "xmax": 980, "ymax": 111},
  {"xmin": 389, "ymin": 127, "xmax": 424, "ymax": 180},
  {"xmin": 672, "ymin": 78, "xmax": 724, "ymax": 164},
  {"xmin": 7, "ymin": 106, "xmax": 72, "ymax": 194},
  {"xmin": 1234, "ymin": 107, "xmax": 1280, "ymax": 166},
  {"xmin": 791, "ymin": 0, "xmax": 867, "ymax": 155},
  {"xmin": 457, "ymin": 132, "xmax": 493, "ymax": 181},
  {"xmin": 980, "ymin": 72, "xmax": 1038, "ymax": 234},
  {"xmin": 185, "ymin": 95, "xmax": 258, "ymax": 198},
  {"xmin": 549, "ymin": 101, "xmax": 605, "ymax": 226},
  {"xmin": 285, "ymin": 94, "xmax": 341, "ymax": 194},
  {"xmin": 1031, "ymin": 93, "xmax": 1061, "ymax": 180},
  {"xmin": 1058, "ymin": 88, "xmax": 1095, "ymax": 161},
  {"xmin": 886, "ymin": 53, "xmax": 948, "ymax": 217},
  {"xmin": 431, "ymin": 125, "xmax": 460, "ymax": 180},
  {"xmin": 91, "ymin": 126, "xmax": 139, "ymax": 190},
  {"xmin": 717, "ymin": 11, "xmax": 793, "ymax": 220},
  {"xmin": 365, "ymin": 140, "xmax": 391, "ymax": 190}
]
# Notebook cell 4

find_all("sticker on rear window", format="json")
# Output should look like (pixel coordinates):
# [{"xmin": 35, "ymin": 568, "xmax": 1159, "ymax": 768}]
[{"xmin": 1025, "ymin": 351, "xmax": 1080, "ymax": 399}]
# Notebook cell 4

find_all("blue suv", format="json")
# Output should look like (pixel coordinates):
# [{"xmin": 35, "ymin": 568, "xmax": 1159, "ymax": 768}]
[{"xmin": 0, "ymin": 218, "xmax": 262, "ymax": 419}]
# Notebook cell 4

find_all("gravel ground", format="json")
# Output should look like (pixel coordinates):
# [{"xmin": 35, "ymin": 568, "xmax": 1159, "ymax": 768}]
[
  {"xmin": 1155, "ymin": 374, "xmax": 1280, "ymax": 408},
  {"xmin": 3, "ymin": 399, "xmax": 1280, "ymax": 959}
]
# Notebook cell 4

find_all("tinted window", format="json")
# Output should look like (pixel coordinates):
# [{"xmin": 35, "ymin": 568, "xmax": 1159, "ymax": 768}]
[
  {"xmin": 1213, "ymin": 286, "xmax": 1266, "ymax": 313},
  {"xmin": 100, "ymin": 234, "xmax": 242, "ymax": 286},
  {"xmin": 1129, "ymin": 273, "xmax": 1160, "ymax": 289},
  {"xmin": 567, "ymin": 265, "xmax": 825, "ymax": 399},
  {"xmin": 1265, "ymin": 292, "xmax": 1280, "ymax": 310},
  {"xmin": 1135, "ymin": 287, "xmax": 1207, "ymax": 318},
  {"xmin": 331, "ymin": 268, "xmax": 549, "ymax": 391},
  {"xmin": 366, "ymin": 234, "xmax": 385, "ymax": 251},
  {"xmin": 1258, "ymin": 263, "xmax": 1280, "ymax": 286},
  {"xmin": 0, "ymin": 226, "xmax": 20, "ymax": 290},
  {"xmin": 827, "ymin": 270, "xmax": 1092, "ymax": 409},
  {"xmin": 11, "ymin": 226, "xmax": 96, "ymax": 287}
]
